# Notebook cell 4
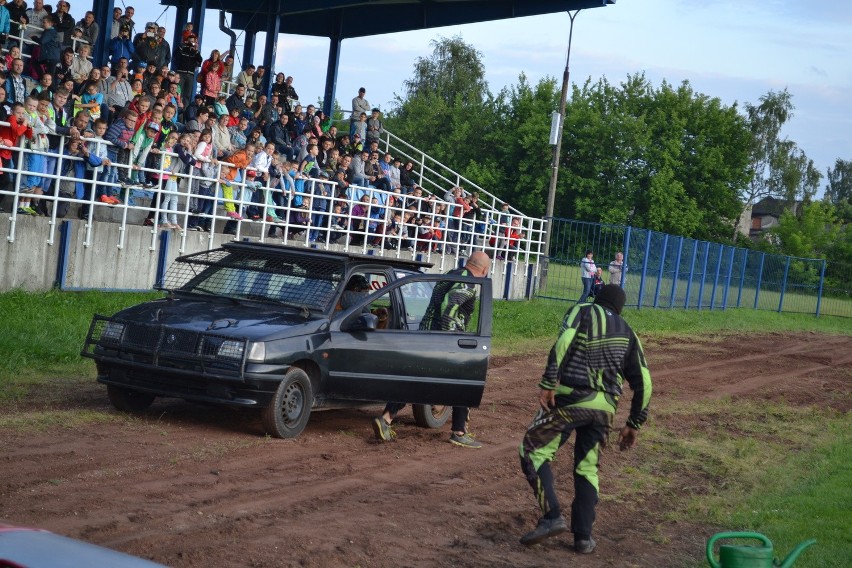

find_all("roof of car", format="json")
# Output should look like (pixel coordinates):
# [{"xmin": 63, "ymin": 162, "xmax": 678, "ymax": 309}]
[{"xmin": 220, "ymin": 241, "xmax": 434, "ymax": 270}]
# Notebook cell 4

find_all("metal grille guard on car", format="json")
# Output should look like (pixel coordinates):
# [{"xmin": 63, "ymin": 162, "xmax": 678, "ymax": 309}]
[{"xmin": 82, "ymin": 315, "xmax": 250, "ymax": 380}]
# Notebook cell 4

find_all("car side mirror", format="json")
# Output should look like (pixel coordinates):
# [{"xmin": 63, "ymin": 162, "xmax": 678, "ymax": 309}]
[{"xmin": 345, "ymin": 312, "xmax": 378, "ymax": 332}]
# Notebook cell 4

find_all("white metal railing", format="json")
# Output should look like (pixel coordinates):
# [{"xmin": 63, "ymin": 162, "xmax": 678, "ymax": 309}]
[{"xmin": 0, "ymin": 125, "xmax": 545, "ymax": 279}]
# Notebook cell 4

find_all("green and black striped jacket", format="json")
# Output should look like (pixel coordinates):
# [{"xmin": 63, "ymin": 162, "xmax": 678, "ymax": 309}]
[{"xmin": 540, "ymin": 302, "xmax": 652, "ymax": 429}]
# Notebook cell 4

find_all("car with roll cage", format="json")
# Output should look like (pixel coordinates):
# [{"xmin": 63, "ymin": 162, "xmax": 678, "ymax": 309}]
[{"xmin": 82, "ymin": 242, "xmax": 492, "ymax": 438}]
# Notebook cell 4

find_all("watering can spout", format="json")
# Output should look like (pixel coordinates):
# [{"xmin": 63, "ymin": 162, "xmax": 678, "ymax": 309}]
[{"xmin": 776, "ymin": 539, "xmax": 817, "ymax": 568}]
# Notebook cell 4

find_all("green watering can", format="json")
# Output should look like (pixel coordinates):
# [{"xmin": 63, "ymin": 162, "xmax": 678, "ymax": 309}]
[{"xmin": 707, "ymin": 532, "xmax": 816, "ymax": 568}]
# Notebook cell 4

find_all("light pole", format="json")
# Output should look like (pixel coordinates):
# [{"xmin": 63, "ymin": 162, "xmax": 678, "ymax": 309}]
[{"xmin": 540, "ymin": 10, "xmax": 580, "ymax": 292}]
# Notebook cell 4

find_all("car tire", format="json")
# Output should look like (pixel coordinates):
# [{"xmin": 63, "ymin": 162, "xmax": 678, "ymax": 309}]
[
  {"xmin": 261, "ymin": 368, "xmax": 313, "ymax": 438},
  {"xmin": 107, "ymin": 385, "xmax": 155, "ymax": 412},
  {"xmin": 412, "ymin": 404, "xmax": 451, "ymax": 429}
]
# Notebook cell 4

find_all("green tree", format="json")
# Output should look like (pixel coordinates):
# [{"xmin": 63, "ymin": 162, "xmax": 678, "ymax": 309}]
[
  {"xmin": 825, "ymin": 158, "xmax": 852, "ymax": 224},
  {"xmin": 771, "ymin": 201, "xmax": 839, "ymax": 259},
  {"xmin": 386, "ymin": 35, "xmax": 501, "ymax": 190},
  {"xmin": 561, "ymin": 74, "xmax": 750, "ymax": 239}
]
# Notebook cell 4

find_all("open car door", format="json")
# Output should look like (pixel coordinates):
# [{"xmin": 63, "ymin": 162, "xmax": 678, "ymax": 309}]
[{"xmin": 326, "ymin": 272, "xmax": 492, "ymax": 407}]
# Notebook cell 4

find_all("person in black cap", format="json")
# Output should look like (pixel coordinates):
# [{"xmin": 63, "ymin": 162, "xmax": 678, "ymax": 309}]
[{"xmin": 517, "ymin": 284, "xmax": 652, "ymax": 555}]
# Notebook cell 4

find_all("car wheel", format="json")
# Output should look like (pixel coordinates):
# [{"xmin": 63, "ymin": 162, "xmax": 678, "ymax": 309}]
[
  {"xmin": 412, "ymin": 404, "xmax": 451, "ymax": 429},
  {"xmin": 261, "ymin": 368, "xmax": 313, "ymax": 438},
  {"xmin": 107, "ymin": 384, "xmax": 155, "ymax": 412}
]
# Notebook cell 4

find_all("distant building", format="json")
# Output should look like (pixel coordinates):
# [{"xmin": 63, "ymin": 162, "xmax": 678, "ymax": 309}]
[{"xmin": 749, "ymin": 197, "xmax": 801, "ymax": 240}]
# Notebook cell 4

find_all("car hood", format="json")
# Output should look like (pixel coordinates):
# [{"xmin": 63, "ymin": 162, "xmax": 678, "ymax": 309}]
[{"xmin": 112, "ymin": 298, "xmax": 326, "ymax": 340}]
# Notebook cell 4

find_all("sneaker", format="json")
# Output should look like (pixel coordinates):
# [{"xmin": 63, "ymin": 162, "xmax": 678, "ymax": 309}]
[
  {"xmin": 449, "ymin": 432, "xmax": 482, "ymax": 449},
  {"xmin": 371, "ymin": 417, "xmax": 395, "ymax": 442},
  {"xmin": 519, "ymin": 516, "xmax": 568, "ymax": 546},
  {"xmin": 171, "ymin": 224, "xmax": 183, "ymax": 231},
  {"xmin": 24, "ymin": 206, "xmax": 39, "ymax": 216},
  {"xmin": 574, "ymin": 537, "xmax": 597, "ymax": 554},
  {"xmin": 99, "ymin": 195, "xmax": 113, "ymax": 204},
  {"xmin": 226, "ymin": 211, "xmax": 242, "ymax": 220},
  {"xmin": 143, "ymin": 218, "xmax": 154, "ymax": 226},
  {"xmin": 17, "ymin": 207, "xmax": 33, "ymax": 215}
]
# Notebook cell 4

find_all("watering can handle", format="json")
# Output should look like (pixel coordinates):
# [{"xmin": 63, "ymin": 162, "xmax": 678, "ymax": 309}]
[{"xmin": 706, "ymin": 532, "xmax": 774, "ymax": 568}]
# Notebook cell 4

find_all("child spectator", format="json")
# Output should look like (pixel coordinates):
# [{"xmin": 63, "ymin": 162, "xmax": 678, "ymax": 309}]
[
  {"xmin": 38, "ymin": 15, "xmax": 61, "ymax": 77},
  {"xmin": 0, "ymin": 102, "xmax": 33, "ymax": 212},
  {"xmin": 218, "ymin": 163, "xmax": 241, "ymax": 221},
  {"xmin": 19, "ymin": 96, "xmax": 50, "ymax": 215},
  {"xmin": 128, "ymin": 121, "xmax": 159, "ymax": 188},
  {"xmin": 84, "ymin": 118, "xmax": 115, "ymax": 207},
  {"xmin": 77, "ymin": 80, "xmax": 102, "ymax": 120},
  {"xmin": 103, "ymin": 106, "xmax": 139, "ymax": 188},
  {"xmin": 160, "ymin": 132, "xmax": 197, "ymax": 230},
  {"xmin": 181, "ymin": 22, "xmax": 194, "ymax": 43},
  {"xmin": 187, "ymin": 127, "xmax": 214, "ymax": 212},
  {"xmin": 58, "ymin": 136, "xmax": 103, "ymax": 220}
]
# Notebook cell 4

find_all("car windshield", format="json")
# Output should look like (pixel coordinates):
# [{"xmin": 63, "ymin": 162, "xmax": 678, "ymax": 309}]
[{"xmin": 161, "ymin": 248, "xmax": 345, "ymax": 312}]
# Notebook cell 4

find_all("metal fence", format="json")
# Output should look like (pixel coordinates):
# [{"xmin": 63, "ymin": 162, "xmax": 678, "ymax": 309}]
[{"xmin": 539, "ymin": 218, "xmax": 851, "ymax": 318}]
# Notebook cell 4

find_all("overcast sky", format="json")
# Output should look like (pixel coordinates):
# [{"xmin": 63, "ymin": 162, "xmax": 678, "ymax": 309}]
[{"xmin": 134, "ymin": 0, "xmax": 851, "ymax": 193}]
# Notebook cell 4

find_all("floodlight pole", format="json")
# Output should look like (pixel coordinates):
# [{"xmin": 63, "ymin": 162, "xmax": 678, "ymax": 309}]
[{"xmin": 540, "ymin": 10, "xmax": 580, "ymax": 292}]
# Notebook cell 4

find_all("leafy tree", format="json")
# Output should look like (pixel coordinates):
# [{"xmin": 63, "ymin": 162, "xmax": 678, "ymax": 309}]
[
  {"xmin": 561, "ymin": 74, "xmax": 750, "ymax": 240},
  {"xmin": 826, "ymin": 158, "xmax": 852, "ymax": 224},
  {"xmin": 403, "ymin": 35, "xmax": 488, "ymax": 106},
  {"xmin": 771, "ymin": 201, "xmax": 839, "ymax": 259}
]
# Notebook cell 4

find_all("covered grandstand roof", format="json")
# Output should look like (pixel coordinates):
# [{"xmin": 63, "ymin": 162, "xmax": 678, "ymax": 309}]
[{"xmin": 160, "ymin": 0, "xmax": 615, "ymax": 37}]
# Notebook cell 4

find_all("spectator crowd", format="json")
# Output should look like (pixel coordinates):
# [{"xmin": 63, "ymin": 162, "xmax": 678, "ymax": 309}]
[{"xmin": 0, "ymin": 2, "xmax": 528, "ymax": 258}]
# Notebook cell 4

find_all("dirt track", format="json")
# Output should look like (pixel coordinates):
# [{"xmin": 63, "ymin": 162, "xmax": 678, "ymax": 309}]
[{"xmin": 1, "ymin": 333, "xmax": 850, "ymax": 567}]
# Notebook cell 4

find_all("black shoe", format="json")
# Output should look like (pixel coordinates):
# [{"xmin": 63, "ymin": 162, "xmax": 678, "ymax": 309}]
[
  {"xmin": 519, "ymin": 516, "xmax": 568, "ymax": 546},
  {"xmin": 574, "ymin": 537, "xmax": 597, "ymax": 554}
]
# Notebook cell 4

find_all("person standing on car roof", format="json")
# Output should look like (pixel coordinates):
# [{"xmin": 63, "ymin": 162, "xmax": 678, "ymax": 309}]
[
  {"xmin": 371, "ymin": 251, "xmax": 491, "ymax": 448},
  {"xmin": 517, "ymin": 284, "xmax": 652, "ymax": 554}
]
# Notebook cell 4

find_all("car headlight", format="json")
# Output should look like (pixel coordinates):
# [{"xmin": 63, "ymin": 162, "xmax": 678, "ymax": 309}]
[
  {"xmin": 246, "ymin": 342, "xmax": 266, "ymax": 363},
  {"xmin": 217, "ymin": 340, "xmax": 246, "ymax": 360},
  {"xmin": 102, "ymin": 321, "xmax": 125, "ymax": 343}
]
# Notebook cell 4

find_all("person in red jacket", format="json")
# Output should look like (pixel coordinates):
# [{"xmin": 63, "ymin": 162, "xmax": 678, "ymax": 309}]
[{"xmin": 0, "ymin": 102, "xmax": 34, "ymax": 213}]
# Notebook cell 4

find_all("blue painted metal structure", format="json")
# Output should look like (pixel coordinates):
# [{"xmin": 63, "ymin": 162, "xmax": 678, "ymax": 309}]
[{"xmin": 150, "ymin": 0, "xmax": 615, "ymax": 116}]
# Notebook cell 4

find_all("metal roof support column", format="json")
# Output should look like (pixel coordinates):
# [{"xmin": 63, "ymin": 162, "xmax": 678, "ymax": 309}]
[
  {"xmin": 242, "ymin": 31, "xmax": 256, "ymax": 70},
  {"xmin": 91, "ymin": 0, "xmax": 115, "ymax": 68},
  {"xmin": 191, "ymin": 0, "xmax": 208, "ymax": 44},
  {"xmin": 260, "ymin": 9, "xmax": 280, "ymax": 97},
  {"xmin": 172, "ymin": 1, "xmax": 189, "ymax": 62},
  {"xmin": 322, "ymin": 35, "xmax": 341, "ymax": 118}
]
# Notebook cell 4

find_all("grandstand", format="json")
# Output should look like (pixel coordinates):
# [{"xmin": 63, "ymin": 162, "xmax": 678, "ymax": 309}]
[{"xmin": 0, "ymin": 1, "xmax": 586, "ymax": 293}]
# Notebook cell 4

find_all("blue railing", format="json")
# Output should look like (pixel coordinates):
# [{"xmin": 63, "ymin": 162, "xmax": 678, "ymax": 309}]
[{"xmin": 539, "ymin": 218, "xmax": 851, "ymax": 318}]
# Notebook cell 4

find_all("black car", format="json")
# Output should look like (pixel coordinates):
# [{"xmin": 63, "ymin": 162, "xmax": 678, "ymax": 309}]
[{"xmin": 82, "ymin": 242, "xmax": 492, "ymax": 438}]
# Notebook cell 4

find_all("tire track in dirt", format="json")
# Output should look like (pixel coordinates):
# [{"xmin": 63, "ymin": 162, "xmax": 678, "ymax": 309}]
[{"xmin": 1, "ymin": 333, "xmax": 849, "ymax": 567}]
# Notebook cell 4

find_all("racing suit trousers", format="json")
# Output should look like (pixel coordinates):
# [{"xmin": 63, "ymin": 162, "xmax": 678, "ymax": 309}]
[{"xmin": 519, "ymin": 405, "xmax": 612, "ymax": 540}]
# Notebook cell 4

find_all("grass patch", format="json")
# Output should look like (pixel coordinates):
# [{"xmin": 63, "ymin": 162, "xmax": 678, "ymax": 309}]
[
  {"xmin": 492, "ymin": 298, "xmax": 851, "ymax": 356},
  {"xmin": 616, "ymin": 399, "xmax": 850, "ymax": 568},
  {"xmin": 0, "ymin": 289, "xmax": 161, "ymax": 402},
  {"xmin": 0, "ymin": 409, "xmax": 122, "ymax": 432}
]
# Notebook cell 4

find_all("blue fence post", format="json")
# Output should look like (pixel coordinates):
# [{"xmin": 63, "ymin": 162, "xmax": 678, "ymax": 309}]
[
  {"xmin": 54, "ymin": 220, "xmax": 72, "ymax": 290},
  {"xmin": 710, "ymin": 244, "xmax": 723, "ymax": 310},
  {"xmin": 697, "ymin": 241, "xmax": 710, "ymax": 310},
  {"xmin": 653, "ymin": 234, "xmax": 669, "ymax": 309},
  {"xmin": 503, "ymin": 262, "xmax": 514, "ymax": 300},
  {"xmin": 753, "ymin": 252, "xmax": 766, "ymax": 310},
  {"xmin": 636, "ymin": 229, "xmax": 652, "ymax": 309},
  {"xmin": 722, "ymin": 246, "xmax": 735, "ymax": 310},
  {"xmin": 815, "ymin": 259, "xmax": 826, "ymax": 317},
  {"xmin": 684, "ymin": 240, "xmax": 699, "ymax": 309},
  {"xmin": 737, "ymin": 249, "xmax": 748, "ymax": 308},
  {"xmin": 669, "ymin": 236, "xmax": 684, "ymax": 308},
  {"xmin": 778, "ymin": 256, "xmax": 791, "ymax": 313},
  {"xmin": 155, "ymin": 229, "xmax": 171, "ymax": 289}
]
